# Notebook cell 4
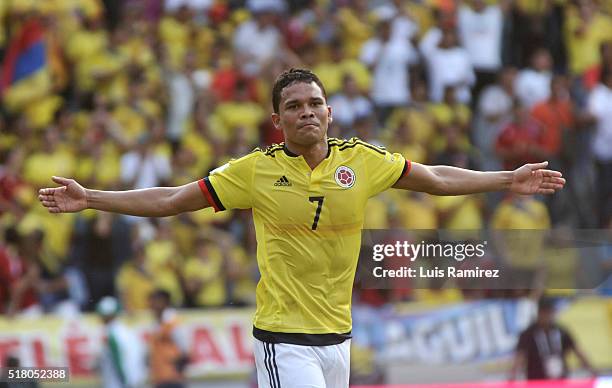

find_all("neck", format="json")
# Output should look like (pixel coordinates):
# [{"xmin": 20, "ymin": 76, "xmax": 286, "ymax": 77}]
[
  {"xmin": 285, "ymin": 138, "xmax": 328, "ymax": 169},
  {"xmin": 537, "ymin": 321, "xmax": 552, "ymax": 329}
]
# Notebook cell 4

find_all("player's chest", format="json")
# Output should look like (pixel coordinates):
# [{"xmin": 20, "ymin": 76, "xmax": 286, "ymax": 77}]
[{"xmin": 252, "ymin": 162, "xmax": 367, "ymax": 227}]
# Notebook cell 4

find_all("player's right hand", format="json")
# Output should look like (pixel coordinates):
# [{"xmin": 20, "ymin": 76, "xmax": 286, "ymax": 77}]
[{"xmin": 38, "ymin": 176, "xmax": 88, "ymax": 213}]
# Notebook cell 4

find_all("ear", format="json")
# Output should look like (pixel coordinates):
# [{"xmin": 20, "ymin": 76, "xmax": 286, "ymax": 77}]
[
  {"xmin": 271, "ymin": 113, "xmax": 281, "ymax": 130},
  {"xmin": 327, "ymin": 106, "xmax": 333, "ymax": 123}
]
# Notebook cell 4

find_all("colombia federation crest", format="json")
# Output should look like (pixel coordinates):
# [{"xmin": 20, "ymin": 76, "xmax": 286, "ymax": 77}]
[{"xmin": 335, "ymin": 166, "xmax": 356, "ymax": 188}]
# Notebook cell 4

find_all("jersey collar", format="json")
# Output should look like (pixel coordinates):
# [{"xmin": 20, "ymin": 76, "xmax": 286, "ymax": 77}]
[
  {"xmin": 282, "ymin": 141, "xmax": 332, "ymax": 159},
  {"xmin": 283, "ymin": 144, "xmax": 299, "ymax": 157}
]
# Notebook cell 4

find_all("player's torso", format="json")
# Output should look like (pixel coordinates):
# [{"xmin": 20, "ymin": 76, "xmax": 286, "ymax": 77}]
[
  {"xmin": 251, "ymin": 143, "xmax": 369, "ymax": 233},
  {"xmin": 250, "ymin": 141, "xmax": 371, "ymax": 332}
]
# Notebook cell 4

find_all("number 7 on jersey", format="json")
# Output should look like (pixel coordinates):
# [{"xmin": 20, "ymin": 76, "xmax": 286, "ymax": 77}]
[{"xmin": 309, "ymin": 196, "xmax": 324, "ymax": 230}]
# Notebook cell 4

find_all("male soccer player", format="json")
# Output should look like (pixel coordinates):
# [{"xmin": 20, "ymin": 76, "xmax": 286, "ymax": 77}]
[{"xmin": 39, "ymin": 69, "xmax": 565, "ymax": 388}]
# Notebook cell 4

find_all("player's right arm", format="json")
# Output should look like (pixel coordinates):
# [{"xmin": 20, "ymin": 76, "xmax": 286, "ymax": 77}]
[{"xmin": 38, "ymin": 176, "xmax": 210, "ymax": 216}]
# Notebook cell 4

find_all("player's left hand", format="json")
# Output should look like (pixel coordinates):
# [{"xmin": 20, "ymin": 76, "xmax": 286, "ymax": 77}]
[{"xmin": 510, "ymin": 161, "xmax": 566, "ymax": 195}]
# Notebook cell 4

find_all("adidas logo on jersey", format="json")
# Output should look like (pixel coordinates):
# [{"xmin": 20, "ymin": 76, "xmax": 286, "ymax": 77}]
[{"xmin": 274, "ymin": 176, "xmax": 292, "ymax": 186}]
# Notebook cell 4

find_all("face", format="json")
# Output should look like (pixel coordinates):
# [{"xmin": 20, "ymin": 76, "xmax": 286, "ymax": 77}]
[
  {"xmin": 471, "ymin": 0, "xmax": 486, "ymax": 12},
  {"xmin": 343, "ymin": 76, "xmax": 358, "ymax": 96},
  {"xmin": 443, "ymin": 87, "xmax": 456, "ymax": 103},
  {"xmin": 411, "ymin": 81, "xmax": 428, "ymax": 101},
  {"xmin": 538, "ymin": 309, "xmax": 554, "ymax": 326},
  {"xmin": 379, "ymin": 22, "xmax": 391, "ymax": 41},
  {"xmin": 149, "ymin": 295, "xmax": 167, "ymax": 317},
  {"xmin": 256, "ymin": 12, "xmax": 276, "ymax": 27},
  {"xmin": 533, "ymin": 51, "xmax": 552, "ymax": 71},
  {"xmin": 397, "ymin": 120, "xmax": 413, "ymax": 142},
  {"xmin": 272, "ymin": 82, "xmax": 332, "ymax": 146},
  {"xmin": 441, "ymin": 29, "xmax": 458, "ymax": 48},
  {"xmin": 443, "ymin": 125, "xmax": 461, "ymax": 149},
  {"xmin": 500, "ymin": 67, "xmax": 517, "ymax": 89},
  {"xmin": 551, "ymin": 77, "xmax": 569, "ymax": 99},
  {"xmin": 513, "ymin": 104, "xmax": 528, "ymax": 122},
  {"xmin": 196, "ymin": 241, "xmax": 211, "ymax": 257}
]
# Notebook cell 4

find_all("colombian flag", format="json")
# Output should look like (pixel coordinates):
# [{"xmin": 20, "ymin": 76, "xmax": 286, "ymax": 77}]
[{"xmin": 0, "ymin": 18, "xmax": 52, "ymax": 113}]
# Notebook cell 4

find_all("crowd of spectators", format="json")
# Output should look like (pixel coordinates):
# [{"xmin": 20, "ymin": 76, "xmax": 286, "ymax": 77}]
[{"xmin": 0, "ymin": 0, "xmax": 611, "ymax": 317}]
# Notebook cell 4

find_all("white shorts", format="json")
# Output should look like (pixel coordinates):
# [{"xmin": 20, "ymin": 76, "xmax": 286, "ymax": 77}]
[{"xmin": 253, "ymin": 339, "xmax": 351, "ymax": 388}]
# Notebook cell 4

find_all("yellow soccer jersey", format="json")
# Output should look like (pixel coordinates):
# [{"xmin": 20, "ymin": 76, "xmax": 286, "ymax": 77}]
[{"xmin": 199, "ymin": 138, "xmax": 410, "ymax": 343}]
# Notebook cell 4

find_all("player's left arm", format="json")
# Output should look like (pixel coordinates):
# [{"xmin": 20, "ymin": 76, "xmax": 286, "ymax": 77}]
[
  {"xmin": 573, "ymin": 346, "xmax": 597, "ymax": 376},
  {"xmin": 392, "ymin": 161, "xmax": 565, "ymax": 195},
  {"xmin": 566, "ymin": 332, "xmax": 597, "ymax": 376}
]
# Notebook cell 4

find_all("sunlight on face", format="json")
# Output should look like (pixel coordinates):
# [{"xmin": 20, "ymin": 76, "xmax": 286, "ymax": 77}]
[{"xmin": 272, "ymin": 82, "xmax": 332, "ymax": 147}]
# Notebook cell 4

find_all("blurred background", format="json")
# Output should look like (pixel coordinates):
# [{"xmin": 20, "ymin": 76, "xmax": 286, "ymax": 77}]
[{"xmin": 0, "ymin": 0, "xmax": 611, "ymax": 387}]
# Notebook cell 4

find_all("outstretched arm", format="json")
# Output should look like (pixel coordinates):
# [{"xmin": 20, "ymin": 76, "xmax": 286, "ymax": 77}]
[
  {"xmin": 573, "ymin": 344, "xmax": 597, "ymax": 377},
  {"xmin": 38, "ymin": 176, "xmax": 210, "ymax": 217},
  {"xmin": 393, "ymin": 161, "xmax": 565, "ymax": 195}
]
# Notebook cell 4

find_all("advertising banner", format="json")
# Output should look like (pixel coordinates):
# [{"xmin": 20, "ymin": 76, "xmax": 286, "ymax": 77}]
[
  {"xmin": 0, "ymin": 299, "xmax": 610, "ymax": 383},
  {"xmin": 354, "ymin": 377, "xmax": 610, "ymax": 388},
  {"xmin": 0, "ymin": 309, "xmax": 255, "ymax": 380},
  {"xmin": 352, "ymin": 298, "xmax": 612, "ymax": 368}
]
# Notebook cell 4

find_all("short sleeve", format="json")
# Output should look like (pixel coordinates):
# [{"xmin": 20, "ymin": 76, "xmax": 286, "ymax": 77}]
[
  {"xmin": 360, "ymin": 39, "xmax": 380, "ymax": 66},
  {"xmin": 362, "ymin": 145, "xmax": 411, "ymax": 197},
  {"xmin": 199, "ymin": 152, "xmax": 258, "ymax": 212},
  {"xmin": 587, "ymin": 88, "xmax": 606, "ymax": 118}
]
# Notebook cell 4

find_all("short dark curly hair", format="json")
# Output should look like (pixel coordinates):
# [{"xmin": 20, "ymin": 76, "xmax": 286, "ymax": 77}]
[{"xmin": 272, "ymin": 68, "xmax": 327, "ymax": 114}]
